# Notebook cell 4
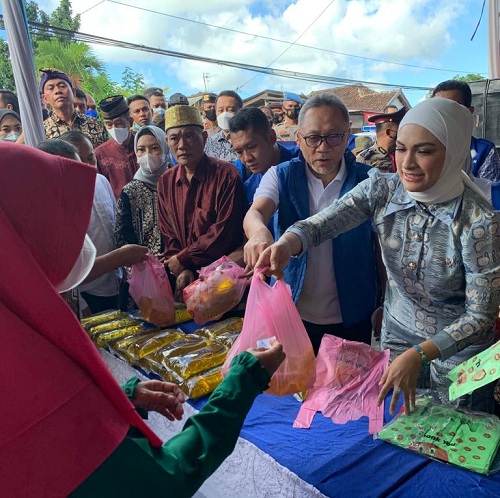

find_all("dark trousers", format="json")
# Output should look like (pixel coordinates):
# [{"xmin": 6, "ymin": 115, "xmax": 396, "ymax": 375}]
[
  {"xmin": 302, "ymin": 318, "xmax": 372, "ymax": 355},
  {"xmin": 80, "ymin": 292, "xmax": 119, "ymax": 314}
]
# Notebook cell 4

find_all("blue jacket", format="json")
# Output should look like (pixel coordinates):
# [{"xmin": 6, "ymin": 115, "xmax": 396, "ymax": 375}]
[{"xmin": 275, "ymin": 152, "xmax": 378, "ymax": 326}]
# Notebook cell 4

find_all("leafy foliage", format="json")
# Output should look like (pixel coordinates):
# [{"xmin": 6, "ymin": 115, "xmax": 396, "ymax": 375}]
[
  {"xmin": 121, "ymin": 66, "xmax": 146, "ymax": 96},
  {"xmin": 454, "ymin": 73, "xmax": 485, "ymax": 83},
  {"xmin": 1, "ymin": 0, "xmax": 122, "ymax": 102}
]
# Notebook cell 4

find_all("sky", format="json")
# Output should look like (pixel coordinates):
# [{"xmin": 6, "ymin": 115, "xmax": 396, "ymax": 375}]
[{"xmin": 1, "ymin": 0, "xmax": 495, "ymax": 105}]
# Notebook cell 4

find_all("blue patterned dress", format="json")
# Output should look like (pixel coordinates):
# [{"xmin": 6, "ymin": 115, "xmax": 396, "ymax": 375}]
[{"xmin": 288, "ymin": 172, "xmax": 500, "ymax": 401}]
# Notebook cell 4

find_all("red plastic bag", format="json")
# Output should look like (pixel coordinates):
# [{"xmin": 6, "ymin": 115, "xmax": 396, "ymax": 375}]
[
  {"xmin": 221, "ymin": 268, "xmax": 316, "ymax": 396},
  {"xmin": 183, "ymin": 256, "xmax": 246, "ymax": 325},
  {"xmin": 128, "ymin": 253, "xmax": 175, "ymax": 326}
]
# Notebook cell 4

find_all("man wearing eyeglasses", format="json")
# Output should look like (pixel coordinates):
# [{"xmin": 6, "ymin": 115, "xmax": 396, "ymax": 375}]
[
  {"xmin": 357, "ymin": 107, "xmax": 406, "ymax": 173},
  {"xmin": 243, "ymin": 93, "xmax": 379, "ymax": 354}
]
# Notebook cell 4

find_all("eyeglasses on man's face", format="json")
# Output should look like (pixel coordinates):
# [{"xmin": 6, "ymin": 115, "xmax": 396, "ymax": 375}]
[{"xmin": 298, "ymin": 130, "xmax": 349, "ymax": 148}]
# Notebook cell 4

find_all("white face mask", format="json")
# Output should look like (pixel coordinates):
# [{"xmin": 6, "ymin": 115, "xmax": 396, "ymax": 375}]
[
  {"xmin": 1, "ymin": 132, "xmax": 20, "ymax": 142},
  {"xmin": 137, "ymin": 153, "xmax": 165, "ymax": 174},
  {"xmin": 56, "ymin": 234, "xmax": 96, "ymax": 293},
  {"xmin": 217, "ymin": 111, "xmax": 235, "ymax": 131},
  {"xmin": 108, "ymin": 126, "xmax": 130, "ymax": 145}
]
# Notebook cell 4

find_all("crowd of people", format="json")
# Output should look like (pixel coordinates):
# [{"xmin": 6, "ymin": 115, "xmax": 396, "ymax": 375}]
[{"xmin": 1, "ymin": 68, "xmax": 499, "ymax": 496}]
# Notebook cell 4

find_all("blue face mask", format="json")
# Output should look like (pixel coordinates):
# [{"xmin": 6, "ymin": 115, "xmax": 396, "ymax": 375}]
[
  {"xmin": 153, "ymin": 108, "xmax": 165, "ymax": 117},
  {"xmin": 86, "ymin": 109, "xmax": 98, "ymax": 118},
  {"xmin": 133, "ymin": 122, "xmax": 142, "ymax": 131}
]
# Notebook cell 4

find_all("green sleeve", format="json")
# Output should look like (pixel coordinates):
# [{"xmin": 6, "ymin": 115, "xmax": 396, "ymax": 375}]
[
  {"xmin": 162, "ymin": 351, "xmax": 270, "ymax": 497},
  {"xmin": 121, "ymin": 376, "xmax": 148, "ymax": 419}
]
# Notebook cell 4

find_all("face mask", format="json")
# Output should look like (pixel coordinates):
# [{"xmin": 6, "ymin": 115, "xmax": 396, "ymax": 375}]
[
  {"xmin": 86, "ymin": 109, "xmax": 98, "ymax": 118},
  {"xmin": 153, "ymin": 108, "xmax": 165, "ymax": 117},
  {"xmin": 137, "ymin": 153, "xmax": 165, "ymax": 174},
  {"xmin": 108, "ymin": 126, "xmax": 130, "ymax": 145},
  {"xmin": 285, "ymin": 107, "xmax": 300, "ymax": 120},
  {"xmin": 205, "ymin": 109, "xmax": 216, "ymax": 122},
  {"xmin": 1, "ymin": 132, "xmax": 20, "ymax": 142},
  {"xmin": 133, "ymin": 122, "xmax": 142, "ymax": 131},
  {"xmin": 217, "ymin": 111, "xmax": 235, "ymax": 131},
  {"xmin": 273, "ymin": 113, "xmax": 284, "ymax": 125}
]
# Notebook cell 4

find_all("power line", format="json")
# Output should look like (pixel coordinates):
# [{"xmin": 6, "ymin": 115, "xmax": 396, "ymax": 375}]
[
  {"xmin": 15, "ymin": 20, "xmax": 432, "ymax": 91},
  {"xmin": 237, "ymin": 0, "xmax": 336, "ymax": 90},
  {"xmin": 100, "ymin": 0, "xmax": 485, "ymax": 76}
]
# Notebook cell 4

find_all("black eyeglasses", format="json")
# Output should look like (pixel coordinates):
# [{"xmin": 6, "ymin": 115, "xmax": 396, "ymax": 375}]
[{"xmin": 298, "ymin": 130, "xmax": 349, "ymax": 148}]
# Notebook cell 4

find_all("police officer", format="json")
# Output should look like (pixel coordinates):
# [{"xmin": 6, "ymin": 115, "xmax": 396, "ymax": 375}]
[
  {"xmin": 357, "ymin": 107, "xmax": 406, "ymax": 172},
  {"xmin": 273, "ymin": 91, "xmax": 303, "ymax": 142},
  {"xmin": 200, "ymin": 93, "xmax": 219, "ymax": 137}
]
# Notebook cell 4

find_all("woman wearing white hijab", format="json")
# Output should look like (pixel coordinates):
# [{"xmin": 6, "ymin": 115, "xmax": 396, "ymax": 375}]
[
  {"xmin": 115, "ymin": 125, "xmax": 170, "ymax": 257},
  {"xmin": 255, "ymin": 97, "xmax": 500, "ymax": 415}
]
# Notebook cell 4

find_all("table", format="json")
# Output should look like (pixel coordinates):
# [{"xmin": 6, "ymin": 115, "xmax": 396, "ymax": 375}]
[{"xmin": 101, "ymin": 347, "xmax": 500, "ymax": 498}]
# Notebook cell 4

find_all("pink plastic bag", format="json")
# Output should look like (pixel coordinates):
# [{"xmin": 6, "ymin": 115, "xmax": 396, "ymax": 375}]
[
  {"xmin": 183, "ymin": 256, "xmax": 246, "ymax": 325},
  {"xmin": 294, "ymin": 335, "xmax": 389, "ymax": 434},
  {"xmin": 128, "ymin": 253, "xmax": 175, "ymax": 326},
  {"xmin": 221, "ymin": 268, "xmax": 316, "ymax": 396}
]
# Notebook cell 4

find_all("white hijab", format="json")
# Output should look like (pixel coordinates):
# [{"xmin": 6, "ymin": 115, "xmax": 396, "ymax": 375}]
[
  {"xmin": 133, "ymin": 125, "xmax": 170, "ymax": 189},
  {"xmin": 397, "ymin": 97, "xmax": 483, "ymax": 204}
]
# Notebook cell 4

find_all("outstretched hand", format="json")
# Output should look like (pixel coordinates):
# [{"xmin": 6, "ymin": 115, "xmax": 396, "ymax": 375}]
[
  {"xmin": 132, "ymin": 380, "xmax": 186, "ymax": 421},
  {"xmin": 377, "ymin": 348, "xmax": 422, "ymax": 415},
  {"xmin": 247, "ymin": 341, "xmax": 286, "ymax": 377}
]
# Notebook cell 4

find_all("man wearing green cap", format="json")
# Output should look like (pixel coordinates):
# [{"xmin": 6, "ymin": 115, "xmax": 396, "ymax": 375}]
[
  {"xmin": 95, "ymin": 95, "xmax": 139, "ymax": 199},
  {"xmin": 158, "ymin": 105, "xmax": 244, "ymax": 296}
]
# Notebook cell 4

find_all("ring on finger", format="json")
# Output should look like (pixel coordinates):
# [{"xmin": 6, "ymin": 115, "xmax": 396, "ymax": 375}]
[{"xmin": 393, "ymin": 386, "xmax": 401, "ymax": 395}]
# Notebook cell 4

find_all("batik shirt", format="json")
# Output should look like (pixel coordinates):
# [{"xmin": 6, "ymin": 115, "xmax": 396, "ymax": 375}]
[
  {"xmin": 44, "ymin": 112, "xmax": 108, "ymax": 148},
  {"xmin": 204, "ymin": 129, "xmax": 238, "ymax": 162},
  {"xmin": 288, "ymin": 172, "xmax": 500, "ymax": 363},
  {"xmin": 115, "ymin": 180, "xmax": 163, "ymax": 257}
]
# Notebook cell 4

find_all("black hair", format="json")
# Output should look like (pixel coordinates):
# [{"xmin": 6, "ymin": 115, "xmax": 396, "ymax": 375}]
[
  {"xmin": 383, "ymin": 104, "xmax": 398, "ymax": 113},
  {"xmin": 229, "ymin": 107, "xmax": 271, "ymax": 135},
  {"xmin": 59, "ymin": 130, "xmax": 93, "ymax": 147},
  {"xmin": 0, "ymin": 90, "xmax": 20, "ymax": 114},
  {"xmin": 216, "ymin": 90, "xmax": 243, "ymax": 110},
  {"xmin": 431, "ymin": 80, "xmax": 472, "ymax": 108},
  {"xmin": 144, "ymin": 87, "xmax": 164, "ymax": 99},
  {"xmin": 375, "ymin": 121, "xmax": 394, "ymax": 135},
  {"xmin": 127, "ymin": 94, "xmax": 150, "ymax": 105},
  {"xmin": 35, "ymin": 139, "xmax": 80, "ymax": 160},
  {"xmin": 74, "ymin": 88, "xmax": 87, "ymax": 100}
]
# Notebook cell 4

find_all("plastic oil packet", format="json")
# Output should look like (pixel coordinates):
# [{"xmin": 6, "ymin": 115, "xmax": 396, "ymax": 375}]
[
  {"xmin": 180, "ymin": 367, "xmax": 223, "ymax": 399},
  {"xmin": 165, "ymin": 341, "xmax": 228, "ymax": 378},
  {"xmin": 95, "ymin": 323, "xmax": 158, "ymax": 348},
  {"xmin": 87, "ymin": 317, "xmax": 139, "ymax": 339},
  {"xmin": 110, "ymin": 330, "xmax": 166, "ymax": 363},
  {"xmin": 140, "ymin": 335, "xmax": 207, "ymax": 367},
  {"xmin": 196, "ymin": 317, "xmax": 243, "ymax": 339},
  {"xmin": 80, "ymin": 310, "xmax": 126, "ymax": 331},
  {"xmin": 375, "ymin": 397, "xmax": 500, "ymax": 475},
  {"xmin": 128, "ymin": 330, "xmax": 184, "ymax": 361}
]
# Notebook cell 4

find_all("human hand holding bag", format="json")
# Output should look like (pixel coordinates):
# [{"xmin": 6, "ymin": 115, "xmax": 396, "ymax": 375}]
[{"xmin": 221, "ymin": 268, "xmax": 316, "ymax": 395}]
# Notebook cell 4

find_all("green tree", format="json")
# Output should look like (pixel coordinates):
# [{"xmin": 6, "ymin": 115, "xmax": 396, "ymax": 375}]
[
  {"xmin": 48, "ymin": 0, "xmax": 80, "ymax": 42},
  {"xmin": 0, "ymin": 39, "xmax": 15, "ymax": 90},
  {"xmin": 34, "ymin": 39, "xmax": 121, "ymax": 102},
  {"xmin": 454, "ymin": 73, "xmax": 485, "ymax": 82},
  {"xmin": 121, "ymin": 66, "xmax": 146, "ymax": 95}
]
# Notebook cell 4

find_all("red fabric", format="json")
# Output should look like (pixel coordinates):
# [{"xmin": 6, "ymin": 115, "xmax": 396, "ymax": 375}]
[
  {"xmin": 95, "ymin": 133, "xmax": 139, "ymax": 199},
  {"xmin": 157, "ymin": 154, "xmax": 244, "ymax": 271},
  {"xmin": 0, "ymin": 143, "xmax": 161, "ymax": 497}
]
